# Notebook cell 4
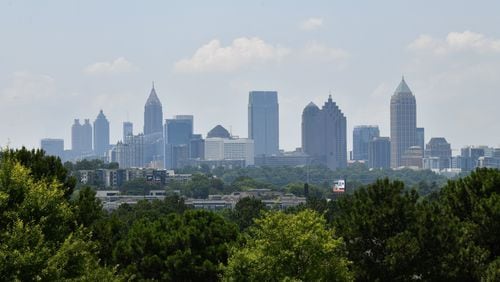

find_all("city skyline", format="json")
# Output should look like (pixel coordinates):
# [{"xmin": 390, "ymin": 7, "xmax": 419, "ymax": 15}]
[{"xmin": 1, "ymin": 1, "xmax": 500, "ymax": 152}]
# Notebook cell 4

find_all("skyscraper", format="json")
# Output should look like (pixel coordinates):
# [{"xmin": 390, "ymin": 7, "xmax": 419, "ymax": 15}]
[
  {"xmin": 123, "ymin": 122, "xmax": 133, "ymax": 142},
  {"xmin": 164, "ymin": 115, "xmax": 194, "ymax": 169},
  {"xmin": 71, "ymin": 119, "xmax": 82, "ymax": 153},
  {"xmin": 71, "ymin": 118, "xmax": 92, "ymax": 154},
  {"xmin": 368, "ymin": 137, "xmax": 391, "ymax": 169},
  {"xmin": 248, "ymin": 91, "xmax": 279, "ymax": 156},
  {"xmin": 353, "ymin": 125, "xmax": 380, "ymax": 161},
  {"xmin": 302, "ymin": 95, "xmax": 347, "ymax": 170},
  {"xmin": 82, "ymin": 119, "xmax": 93, "ymax": 152},
  {"xmin": 93, "ymin": 110, "xmax": 110, "ymax": 157},
  {"xmin": 144, "ymin": 83, "xmax": 163, "ymax": 135},
  {"xmin": 390, "ymin": 77, "xmax": 417, "ymax": 168}
]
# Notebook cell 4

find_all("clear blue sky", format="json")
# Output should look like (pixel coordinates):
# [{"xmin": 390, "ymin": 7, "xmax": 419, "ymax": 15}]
[{"xmin": 1, "ymin": 0, "xmax": 499, "ymax": 152}]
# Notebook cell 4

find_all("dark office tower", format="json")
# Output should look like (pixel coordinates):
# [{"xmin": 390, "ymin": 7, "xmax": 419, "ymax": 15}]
[
  {"xmin": 82, "ymin": 119, "xmax": 93, "ymax": 152},
  {"xmin": 93, "ymin": 110, "xmax": 110, "ymax": 157},
  {"xmin": 71, "ymin": 119, "xmax": 82, "ymax": 153},
  {"xmin": 189, "ymin": 134, "xmax": 205, "ymax": 159},
  {"xmin": 301, "ymin": 95, "xmax": 347, "ymax": 170},
  {"xmin": 248, "ymin": 91, "xmax": 279, "ymax": 156},
  {"xmin": 425, "ymin": 137, "xmax": 452, "ymax": 169},
  {"xmin": 390, "ymin": 77, "xmax": 417, "ymax": 168},
  {"xmin": 353, "ymin": 125, "xmax": 380, "ymax": 161},
  {"xmin": 164, "ymin": 116, "xmax": 194, "ymax": 169},
  {"xmin": 416, "ymin": 127, "xmax": 425, "ymax": 150},
  {"xmin": 123, "ymin": 122, "xmax": 133, "ymax": 142},
  {"xmin": 144, "ymin": 83, "xmax": 163, "ymax": 135},
  {"xmin": 368, "ymin": 137, "xmax": 391, "ymax": 169}
]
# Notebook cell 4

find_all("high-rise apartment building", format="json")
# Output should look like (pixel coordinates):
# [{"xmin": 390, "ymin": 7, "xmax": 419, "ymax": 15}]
[
  {"xmin": 144, "ymin": 83, "xmax": 163, "ymax": 135},
  {"xmin": 368, "ymin": 137, "xmax": 391, "ymax": 169},
  {"xmin": 248, "ymin": 91, "xmax": 279, "ymax": 156},
  {"xmin": 390, "ymin": 77, "xmax": 417, "ymax": 168},
  {"xmin": 353, "ymin": 125, "xmax": 380, "ymax": 161},
  {"xmin": 301, "ymin": 95, "xmax": 347, "ymax": 170},
  {"xmin": 93, "ymin": 110, "xmax": 110, "ymax": 157}
]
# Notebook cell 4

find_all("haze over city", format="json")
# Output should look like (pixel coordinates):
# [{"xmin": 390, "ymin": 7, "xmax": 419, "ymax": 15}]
[{"xmin": 1, "ymin": 0, "xmax": 500, "ymax": 152}]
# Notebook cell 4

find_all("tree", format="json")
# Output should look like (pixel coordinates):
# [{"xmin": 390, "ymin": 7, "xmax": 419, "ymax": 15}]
[
  {"xmin": 229, "ymin": 197, "xmax": 266, "ymax": 230},
  {"xmin": 224, "ymin": 210, "xmax": 352, "ymax": 281},
  {"xmin": 113, "ymin": 209, "xmax": 239, "ymax": 281},
  {"xmin": 1, "ymin": 147, "xmax": 76, "ymax": 198},
  {"xmin": 0, "ymin": 154, "xmax": 116, "ymax": 280},
  {"xmin": 332, "ymin": 178, "xmax": 420, "ymax": 281},
  {"xmin": 72, "ymin": 186, "xmax": 104, "ymax": 228}
]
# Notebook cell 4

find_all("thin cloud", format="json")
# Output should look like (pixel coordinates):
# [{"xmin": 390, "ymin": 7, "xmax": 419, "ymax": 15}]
[
  {"xmin": 409, "ymin": 31, "xmax": 500, "ymax": 55},
  {"xmin": 83, "ymin": 57, "xmax": 136, "ymax": 75},
  {"xmin": 300, "ymin": 18, "xmax": 323, "ymax": 31},
  {"xmin": 174, "ymin": 37, "xmax": 290, "ymax": 73},
  {"xmin": 2, "ymin": 71, "xmax": 56, "ymax": 102},
  {"xmin": 303, "ymin": 41, "xmax": 350, "ymax": 60}
]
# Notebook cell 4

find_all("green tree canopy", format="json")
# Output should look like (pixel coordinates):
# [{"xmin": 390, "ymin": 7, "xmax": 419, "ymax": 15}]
[{"xmin": 224, "ymin": 210, "xmax": 352, "ymax": 281}]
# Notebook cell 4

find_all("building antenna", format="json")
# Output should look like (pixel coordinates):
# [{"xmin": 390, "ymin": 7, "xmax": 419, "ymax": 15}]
[{"xmin": 230, "ymin": 125, "xmax": 233, "ymax": 137}]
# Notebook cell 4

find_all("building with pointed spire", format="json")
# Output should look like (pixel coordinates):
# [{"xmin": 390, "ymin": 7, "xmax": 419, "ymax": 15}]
[
  {"xmin": 301, "ymin": 95, "xmax": 347, "ymax": 170},
  {"xmin": 144, "ymin": 82, "xmax": 163, "ymax": 135},
  {"xmin": 93, "ymin": 110, "xmax": 110, "ymax": 157},
  {"xmin": 390, "ymin": 77, "xmax": 417, "ymax": 168}
]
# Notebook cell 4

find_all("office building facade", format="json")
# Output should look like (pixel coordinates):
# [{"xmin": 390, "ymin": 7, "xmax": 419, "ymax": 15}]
[
  {"xmin": 301, "ymin": 95, "xmax": 347, "ymax": 170},
  {"xmin": 390, "ymin": 78, "xmax": 417, "ymax": 168},
  {"xmin": 248, "ymin": 91, "xmax": 279, "ymax": 156},
  {"xmin": 93, "ymin": 110, "xmax": 110, "ymax": 157},
  {"xmin": 368, "ymin": 137, "xmax": 391, "ymax": 169},
  {"xmin": 353, "ymin": 125, "xmax": 380, "ymax": 161},
  {"xmin": 40, "ymin": 138, "xmax": 64, "ymax": 159}
]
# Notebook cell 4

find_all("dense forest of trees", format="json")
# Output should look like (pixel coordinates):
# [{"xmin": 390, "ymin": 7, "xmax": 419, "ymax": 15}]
[{"xmin": 1, "ymin": 148, "xmax": 499, "ymax": 281}]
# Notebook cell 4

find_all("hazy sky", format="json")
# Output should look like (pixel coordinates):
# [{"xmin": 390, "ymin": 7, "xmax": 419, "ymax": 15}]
[{"xmin": 1, "ymin": 0, "xmax": 499, "ymax": 153}]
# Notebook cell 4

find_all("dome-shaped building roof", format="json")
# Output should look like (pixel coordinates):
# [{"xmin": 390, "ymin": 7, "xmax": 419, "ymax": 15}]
[
  {"xmin": 303, "ymin": 102, "xmax": 320, "ymax": 114},
  {"xmin": 207, "ymin": 125, "xmax": 231, "ymax": 138}
]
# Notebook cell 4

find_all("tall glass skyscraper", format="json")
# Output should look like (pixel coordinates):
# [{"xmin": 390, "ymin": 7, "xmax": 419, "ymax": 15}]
[
  {"xmin": 302, "ymin": 95, "xmax": 347, "ymax": 170},
  {"xmin": 248, "ymin": 91, "xmax": 279, "ymax": 156},
  {"xmin": 353, "ymin": 125, "xmax": 380, "ymax": 161},
  {"xmin": 164, "ymin": 115, "xmax": 194, "ymax": 169},
  {"xmin": 144, "ymin": 83, "xmax": 163, "ymax": 135},
  {"xmin": 93, "ymin": 110, "xmax": 110, "ymax": 157},
  {"xmin": 390, "ymin": 77, "xmax": 417, "ymax": 168}
]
